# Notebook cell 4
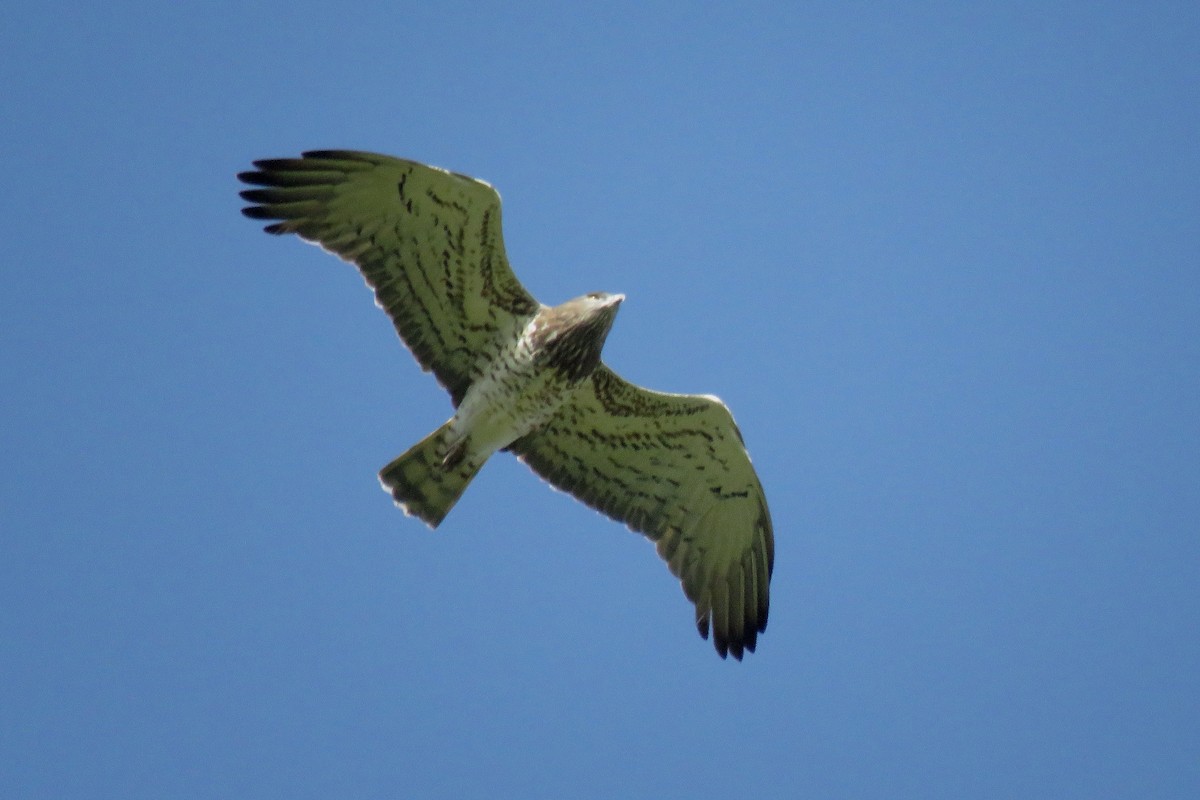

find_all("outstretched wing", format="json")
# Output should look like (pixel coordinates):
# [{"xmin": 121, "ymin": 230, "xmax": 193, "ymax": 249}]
[
  {"xmin": 509, "ymin": 366, "xmax": 774, "ymax": 659},
  {"xmin": 239, "ymin": 151, "xmax": 540, "ymax": 405}
]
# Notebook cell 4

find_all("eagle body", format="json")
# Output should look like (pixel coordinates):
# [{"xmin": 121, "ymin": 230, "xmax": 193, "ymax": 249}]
[
  {"xmin": 451, "ymin": 292, "xmax": 623, "ymax": 462},
  {"xmin": 240, "ymin": 151, "xmax": 773, "ymax": 659},
  {"xmin": 384, "ymin": 292, "xmax": 625, "ymax": 525}
]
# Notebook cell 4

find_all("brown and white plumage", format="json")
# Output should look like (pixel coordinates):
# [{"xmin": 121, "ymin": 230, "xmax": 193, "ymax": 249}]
[{"xmin": 239, "ymin": 150, "xmax": 773, "ymax": 659}]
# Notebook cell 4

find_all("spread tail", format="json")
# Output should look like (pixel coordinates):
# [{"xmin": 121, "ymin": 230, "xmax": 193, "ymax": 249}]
[{"xmin": 379, "ymin": 421, "xmax": 485, "ymax": 528}]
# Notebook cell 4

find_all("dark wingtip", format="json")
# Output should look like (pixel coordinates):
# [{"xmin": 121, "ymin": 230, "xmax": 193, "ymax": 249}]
[
  {"xmin": 743, "ymin": 624, "xmax": 759, "ymax": 654},
  {"xmin": 239, "ymin": 188, "xmax": 270, "ymax": 203},
  {"xmin": 240, "ymin": 205, "xmax": 274, "ymax": 220},
  {"xmin": 252, "ymin": 157, "xmax": 288, "ymax": 170},
  {"xmin": 301, "ymin": 149, "xmax": 343, "ymax": 159},
  {"xmin": 238, "ymin": 204, "xmax": 289, "ymax": 234},
  {"xmin": 301, "ymin": 149, "xmax": 373, "ymax": 161},
  {"xmin": 714, "ymin": 632, "xmax": 731, "ymax": 660}
]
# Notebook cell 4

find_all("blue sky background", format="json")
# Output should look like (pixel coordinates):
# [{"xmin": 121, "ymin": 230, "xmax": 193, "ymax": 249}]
[{"xmin": 2, "ymin": 2, "xmax": 1197, "ymax": 797}]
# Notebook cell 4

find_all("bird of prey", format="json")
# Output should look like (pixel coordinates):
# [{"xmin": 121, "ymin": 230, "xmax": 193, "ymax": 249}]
[{"xmin": 238, "ymin": 151, "xmax": 773, "ymax": 659}]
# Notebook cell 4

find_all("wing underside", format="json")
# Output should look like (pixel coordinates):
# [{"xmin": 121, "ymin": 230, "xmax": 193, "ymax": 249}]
[
  {"xmin": 510, "ymin": 365, "xmax": 773, "ymax": 659},
  {"xmin": 239, "ymin": 150, "xmax": 540, "ymax": 405}
]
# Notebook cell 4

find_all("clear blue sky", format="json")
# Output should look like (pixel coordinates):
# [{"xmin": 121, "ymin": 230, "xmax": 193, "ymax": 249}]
[{"xmin": 3, "ymin": 2, "xmax": 1197, "ymax": 797}]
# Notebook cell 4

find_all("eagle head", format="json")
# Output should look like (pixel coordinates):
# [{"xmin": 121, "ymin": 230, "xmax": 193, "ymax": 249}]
[{"xmin": 533, "ymin": 292, "xmax": 624, "ymax": 381}]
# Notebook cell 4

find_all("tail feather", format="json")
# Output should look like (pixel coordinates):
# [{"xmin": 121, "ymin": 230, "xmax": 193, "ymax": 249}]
[{"xmin": 379, "ymin": 421, "xmax": 485, "ymax": 527}]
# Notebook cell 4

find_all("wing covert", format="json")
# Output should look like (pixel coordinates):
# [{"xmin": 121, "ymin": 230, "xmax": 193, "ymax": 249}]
[
  {"xmin": 239, "ymin": 150, "xmax": 540, "ymax": 405},
  {"xmin": 509, "ymin": 365, "xmax": 774, "ymax": 659}
]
